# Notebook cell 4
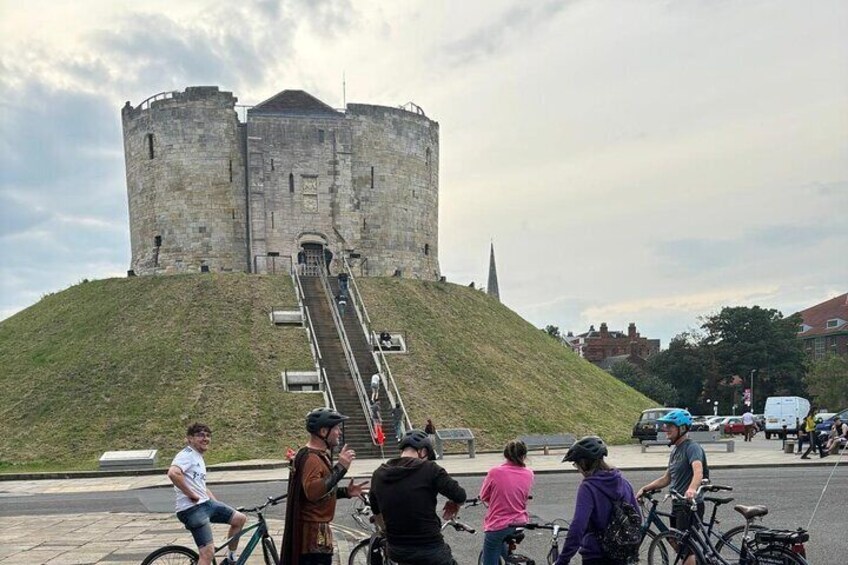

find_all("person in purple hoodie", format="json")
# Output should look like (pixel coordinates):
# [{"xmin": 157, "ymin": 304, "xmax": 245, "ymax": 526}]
[{"xmin": 555, "ymin": 436, "xmax": 641, "ymax": 565}]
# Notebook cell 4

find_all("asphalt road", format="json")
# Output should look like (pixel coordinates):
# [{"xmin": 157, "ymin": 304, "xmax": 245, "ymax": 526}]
[{"xmin": 1, "ymin": 465, "xmax": 844, "ymax": 564}]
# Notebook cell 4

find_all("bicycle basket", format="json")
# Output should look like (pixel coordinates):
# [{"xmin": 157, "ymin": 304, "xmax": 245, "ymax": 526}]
[{"xmin": 754, "ymin": 529, "xmax": 809, "ymax": 545}]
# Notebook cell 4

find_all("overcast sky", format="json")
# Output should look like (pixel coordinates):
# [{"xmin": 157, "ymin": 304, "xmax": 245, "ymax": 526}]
[{"xmin": 1, "ymin": 0, "xmax": 846, "ymax": 345}]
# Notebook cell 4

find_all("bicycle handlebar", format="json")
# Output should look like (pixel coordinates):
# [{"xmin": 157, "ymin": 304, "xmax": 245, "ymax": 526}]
[
  {"xmin": 442, "ymin": 519, "xmax": 476, "ymax": 534},
  {"xmin": 508, "ymin": 522, "xmax": 569, "ymax": 534},
  {"xmin": 668, "ymin": 482, "xmax": 733, "ymax": 508},
  {"xmin": 237, "ymin": 493, "xmax": 288, "ymax": 513}
]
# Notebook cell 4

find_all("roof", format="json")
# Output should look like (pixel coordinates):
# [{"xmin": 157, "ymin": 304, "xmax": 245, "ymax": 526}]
[
  {"xmin": 797, "ymin": 293, "xmax": 848, "ymax": 338},
  {"xmin": 250, "ymin": 90, "xmax": 341, "ymax": 116}
]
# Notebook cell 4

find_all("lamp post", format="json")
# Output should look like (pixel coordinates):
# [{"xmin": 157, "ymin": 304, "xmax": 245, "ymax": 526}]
[
  {"xmin": 749, "ymin": 369, "xmax": 757, "ymax": 412},
  {"xmin": 713, "ymin": 401, "xmax": 719, "ymax": 416}
]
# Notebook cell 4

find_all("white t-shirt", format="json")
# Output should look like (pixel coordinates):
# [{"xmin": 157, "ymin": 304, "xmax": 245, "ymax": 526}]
[
  {"xmin": 171, "ymin": 446, "xmax": 210, "ymax": 512},
  {"xmin": 742, "ymin": 412, "xmax": 754, "ymax": 425},
  {"xmin": 371, "ymin": 374, "xmax": 380, "ymax": 387}
]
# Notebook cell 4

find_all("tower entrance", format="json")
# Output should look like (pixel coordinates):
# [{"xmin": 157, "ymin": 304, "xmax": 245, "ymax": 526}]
[{"xmin": 300, "ymin": 243, "xmax": 326, "ymax": 276}]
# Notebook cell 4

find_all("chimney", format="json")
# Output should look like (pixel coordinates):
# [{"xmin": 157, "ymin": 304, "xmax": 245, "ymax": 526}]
[
  {"xmin": 600, "ymin": 322, "xmax": 608, "ymax": 338},
  {"xmin": 628, "ymin": 322, "xmax": 637, "ymax": 338}
]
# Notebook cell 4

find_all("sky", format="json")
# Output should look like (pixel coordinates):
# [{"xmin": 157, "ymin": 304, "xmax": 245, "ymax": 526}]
[{"xmin": 1, "ymin": 0, "xmax": 846, "ymax": 346}]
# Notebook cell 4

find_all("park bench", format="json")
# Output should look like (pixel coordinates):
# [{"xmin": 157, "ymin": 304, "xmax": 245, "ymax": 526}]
[
  {"xmin": 641, "ymin": 432, "xmax": 735, "ymax": 453},
  {"xmin": 282, "ymin": 370, "xmax": 320, "ymax": 392},
  {"xmin": 270, "ymin": 309, "xmax": 303, "ymax": 325},
  {"xmin": 98, "ymin": 449, "xmax": 158, "ymax": 471},
  {"xmin": 519, "ymin": 433, "xmax": 576, "ymax": 455},
  {"xmin": 434, "ymin": 428, "xmax": 476, "ymax": 458}
]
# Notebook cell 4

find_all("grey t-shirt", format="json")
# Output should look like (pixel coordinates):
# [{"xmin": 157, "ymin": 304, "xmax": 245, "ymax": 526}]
[{"xmin": 668, "ymin": 438, "xmax": 709, "ymax": 502}]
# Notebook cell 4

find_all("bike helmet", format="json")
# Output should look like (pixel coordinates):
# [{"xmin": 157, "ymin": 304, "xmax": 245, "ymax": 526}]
[
  {"xmin": 398, "ymin": 429, "xmax": 436, "ymax": 460},
  {"xmin": 656, "ymin": 409, "xmax": 692, "ymax": 429},
  {"xmin": 306, "ymin": 407, "xmax": 349, "ymax": 434},
  {"xmin": 562, "ymin": 436, "xmax": 608, "ymax": 462}
]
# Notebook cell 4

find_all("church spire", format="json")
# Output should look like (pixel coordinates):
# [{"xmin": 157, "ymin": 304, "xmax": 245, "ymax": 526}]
[{"xmin": 487, "ymin": 242, "xmax": 500, "ymax": 302}]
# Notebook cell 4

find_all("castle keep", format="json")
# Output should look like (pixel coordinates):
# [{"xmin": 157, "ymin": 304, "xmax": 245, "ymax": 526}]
[{"xmin": 122, "ymin": 86, "xmax": 440, "ymax": 279}]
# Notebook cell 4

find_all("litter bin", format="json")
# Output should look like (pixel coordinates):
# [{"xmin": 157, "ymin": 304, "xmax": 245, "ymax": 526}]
[{"xmin": 784, "ymin": 440, "xmax": 796, "ymax": 454}]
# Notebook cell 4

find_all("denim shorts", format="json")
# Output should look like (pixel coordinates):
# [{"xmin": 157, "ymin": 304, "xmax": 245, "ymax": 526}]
[{"xmin": 176, "ymin": 500, "xmax": 235, "ymax": 548}]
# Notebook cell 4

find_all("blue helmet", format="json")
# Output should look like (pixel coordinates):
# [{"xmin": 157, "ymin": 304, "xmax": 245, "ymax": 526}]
[{"xmin": 657, "ymin": 409, "xmax": 692, "ymax": 429}]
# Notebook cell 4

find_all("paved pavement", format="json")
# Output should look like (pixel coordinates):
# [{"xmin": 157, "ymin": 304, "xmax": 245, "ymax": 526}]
[{"xmin": 1, "ymin": 437, "xmax": 843, "ymax": 564}]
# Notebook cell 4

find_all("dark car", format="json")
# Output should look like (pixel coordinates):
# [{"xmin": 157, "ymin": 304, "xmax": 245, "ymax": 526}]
[
  {"xmin": 816, "ymin": 407, "xmax": 848, "ymax": 434},
  {"xmin": 632, "ymin": 408, "xmax": 682, "ymax": 442}
]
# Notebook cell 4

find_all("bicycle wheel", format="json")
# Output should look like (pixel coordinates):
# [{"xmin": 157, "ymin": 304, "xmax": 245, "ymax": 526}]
[
  {"xmin": 647, "ymin": 530, "xmax": 704, "ymax": 565},
  {"xmin": 262, "ymin": 535, "xmax": 279, "ymax": 565},
  {"xmin": 140, "ymin": 545, "xmax": 203, "ymax": 565},
  {"xmin": 751, "ymin": 545, "xmax": 808, "ymax": 565},
  {"xmin": 714, "ymin": 524, "xmax": 767, "ymax": 560},
  {"xmin": 639, "ymin": 530, "xmax": 658, "ymax": 564},
  {"xmin": 348, "ymin": 538, "xmax": 371, "ymax": 565}
]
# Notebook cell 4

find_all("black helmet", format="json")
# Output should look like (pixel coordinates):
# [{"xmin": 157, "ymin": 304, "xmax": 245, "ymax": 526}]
[
  {"xmin": 562, "ymin": 436, "xmax": 608, "ymax": 463},
  {"xmin": 306, "ymin": 408, "xmax": 348, "ymax": 434},
  {"xmin": 399, "ymin": 429, "xmax": 435, "ymax": 460}
]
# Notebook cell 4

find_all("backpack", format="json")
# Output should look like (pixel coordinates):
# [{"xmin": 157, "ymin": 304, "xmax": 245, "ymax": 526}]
[{"xmin": 592, "ymin": 486, "xmax": 642, "ymax": 562}]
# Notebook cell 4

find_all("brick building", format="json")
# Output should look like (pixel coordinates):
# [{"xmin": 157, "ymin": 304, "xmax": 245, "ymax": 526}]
[
  {"xmin": 796, "ymin": 293, "xmax": 848, "ymax": 359},
  {"xmin": 563, "ymin": 322, "xmax": 660, "ymax": 368}
]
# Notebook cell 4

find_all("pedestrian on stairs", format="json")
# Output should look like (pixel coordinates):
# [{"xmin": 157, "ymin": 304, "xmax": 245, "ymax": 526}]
[
  {"xmin": 370, "ymin": 373, "xmax": 381, "ymax": 402},
  {"xmin": 336, "ymin": 293, "xmax": 347, "ymax": 317}
]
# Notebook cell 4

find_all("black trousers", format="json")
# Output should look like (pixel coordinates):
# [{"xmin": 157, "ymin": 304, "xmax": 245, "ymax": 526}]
[
  {"xmin": 387, "ymin": 542, "xmax": 457, "ymax": 565},
  {"xmin": 801, "ymin": 431, "xmax": 824, "ymax": 458},
  {"xmin": 299, "ymin": 553, "xmax": 332, "ymax": 565}
]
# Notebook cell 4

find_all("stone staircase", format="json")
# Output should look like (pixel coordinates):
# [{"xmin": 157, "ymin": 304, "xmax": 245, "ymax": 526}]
[{"xmin": 299, "ymin": 276, "xmax": 384, "ymax": 459}]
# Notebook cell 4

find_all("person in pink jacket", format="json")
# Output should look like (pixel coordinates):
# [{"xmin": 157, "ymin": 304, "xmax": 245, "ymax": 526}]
[{"xmin": 479, "ymin": 440, "xmax": 535, "ymax": 565}]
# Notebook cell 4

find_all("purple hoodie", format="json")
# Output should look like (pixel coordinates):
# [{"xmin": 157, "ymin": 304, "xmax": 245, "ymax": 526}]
[{"xmin": 555, "ymin": 469, "xmax": 641, "ymax": 565}]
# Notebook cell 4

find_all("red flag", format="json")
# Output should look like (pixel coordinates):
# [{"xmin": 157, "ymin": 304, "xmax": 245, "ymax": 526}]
[{"xmin": 374, "ymin": 424, "xmax": 385, "ymax": 446}]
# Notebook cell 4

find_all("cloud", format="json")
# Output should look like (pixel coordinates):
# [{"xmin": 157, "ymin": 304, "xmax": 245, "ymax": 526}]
[{"xmin": 444, "ymin": 0, "xmax": 572, "ymax": 66}]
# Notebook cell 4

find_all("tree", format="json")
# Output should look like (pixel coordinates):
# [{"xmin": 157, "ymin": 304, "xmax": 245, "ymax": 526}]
[
  {"xmin": 647, "ymin": 332, "xmax": 708, "ymax": 410},
  {"xmin": 805, "ymin": 355, "xmax": 848, "ymax": 410},
  {"xmin": 609, "ymin": 360, "xmax": 678, "ymax": 406},
  {"xmin": 544, "ymin": 325, "xmax": 561, "ymax": 340},
  {"xmin": 700, "ymin": 306, "xmax": 806, "ymax": 412}
]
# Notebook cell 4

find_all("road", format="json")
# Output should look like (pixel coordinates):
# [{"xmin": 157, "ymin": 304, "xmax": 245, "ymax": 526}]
[{"xmin": 1, "ymin": 465, "xmax": 843, "ymax": 564}]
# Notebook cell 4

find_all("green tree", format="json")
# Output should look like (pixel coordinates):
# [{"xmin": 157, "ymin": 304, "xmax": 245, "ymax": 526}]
[
  {"xmin": 609, "ymin": 360, "xmax": 678, "ymax": 406},
  {"xmin": 700, "ymin": 306, "xmax": 806, "ymax": 412},
  {"xmin": 805, "ymin": 355, "xmax": 848, "ymax": 409},
  {"xmin": 544, "ymin": 325, "xmax": 561, "ymax": 340},
  {"xmin": 647, "ymin": 332, "xmax": 708, "ymax": 410}
]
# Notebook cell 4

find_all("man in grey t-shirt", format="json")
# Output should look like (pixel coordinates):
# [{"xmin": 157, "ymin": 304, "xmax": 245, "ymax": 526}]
[{"xmin": 636, "ymin": 409, "xmax": 709, "ymax": 565}]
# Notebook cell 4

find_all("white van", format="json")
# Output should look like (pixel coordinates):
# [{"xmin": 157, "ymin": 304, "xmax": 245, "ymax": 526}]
[{"xmin": 763, "ymin": 396, "xmax": 810, "ymax": 439}]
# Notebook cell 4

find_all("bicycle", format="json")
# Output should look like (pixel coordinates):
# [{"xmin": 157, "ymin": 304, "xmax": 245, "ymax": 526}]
[
  {"xmin": 638, "ymin": 486, "xmax": 768, "ymax": 562},
  {"xmin": 347, "ymin": 497, "xmax": 480, "ymax": 565},
  {"xmin": 646, "ymin": 483, "xmax": 809, "ymax": 564},
  {"xmin": 475, "ymin": 519, "xmax": 568, "ymax": 565},
  {"xmin": 141, "ymin": 494, "xmax": 287, "ymax": 565}
]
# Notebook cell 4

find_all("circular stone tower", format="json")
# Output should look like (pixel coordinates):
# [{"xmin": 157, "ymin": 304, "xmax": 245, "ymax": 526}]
[{"xmin": 122, "ymin": 86, "xmax": 247, "ymax": 275}]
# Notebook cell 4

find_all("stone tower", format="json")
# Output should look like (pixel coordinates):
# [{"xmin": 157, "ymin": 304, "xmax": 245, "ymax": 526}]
[
  {"xmin": 487, "ymin": 242, "xmax": 500, "ymax": 302},
  {"xmin": 122, "ymin": 86, "xmax": 440, "ymax": 279}
]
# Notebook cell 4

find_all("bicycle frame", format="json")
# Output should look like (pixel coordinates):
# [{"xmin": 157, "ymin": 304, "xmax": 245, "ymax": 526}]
[{"xmin": 214, "ymin": 494, "xmax": 286, "ymax": 565}]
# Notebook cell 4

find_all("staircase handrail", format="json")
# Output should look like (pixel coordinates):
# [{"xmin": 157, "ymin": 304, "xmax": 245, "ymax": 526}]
[
  {"xmin": 342, "ymin": 257, "xmax": 413, "ymax": 431},
  {"xmin": 292, "ymin": 264, "xmax": 333, "ymax": 410},
  {"xmin": 317, "ymin": 267, "xmax": 377, "ymax": 443}
]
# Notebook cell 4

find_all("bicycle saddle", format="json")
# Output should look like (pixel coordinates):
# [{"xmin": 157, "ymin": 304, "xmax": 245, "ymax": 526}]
[
  {"xmin": 705, "ymin": 496, "xmax": 734, "ymax": 506},
  {"xmin": 503, "ymin": 530, "xmax": 526, "ymax": 545},
  {"xmin": 733, "ymin": 504, "xmax": 769, "ymax": 519}
]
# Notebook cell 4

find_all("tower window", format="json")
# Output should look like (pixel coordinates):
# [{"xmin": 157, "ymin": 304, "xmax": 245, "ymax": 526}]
[
  {"xmin": 289, "ymin": 173, "xmax": 295, "ymax": 193},
  {"xmin": 370, "ymin": 166, "xmax": 375, "ymax": 188},
  {"xmin": 228, "ymin": 160, "xmax": 233, "ymax": 182},
  {"xmin": 146, "ymin": 134, "xmax": 154, "ymax": 159},
  {"xmin": 271, "ymin": 212, "xmax": 275, "ymax": 229},
  {"xmin": 318, "ymin": 129, "xmax": 325, "ymax": 143},
  {"xmin": 424, "ymin": 243, "xmax": 429, "ymax": 255},
  {"xmin": 271, "ymin": 158, "xmax": 275, "ymax": 171},
  {"xmin": 425, "ymin": 147, "xmax": 431, "ymax": 166},
  {"xmin": 154, "ymin": 235, "xmax": 162, "ymax": 247}
]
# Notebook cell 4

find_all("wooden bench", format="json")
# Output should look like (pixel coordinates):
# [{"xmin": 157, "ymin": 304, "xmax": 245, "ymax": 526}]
[{"xmin": 519, "ymin": 434, "xmax": 576, "ymax": 455}]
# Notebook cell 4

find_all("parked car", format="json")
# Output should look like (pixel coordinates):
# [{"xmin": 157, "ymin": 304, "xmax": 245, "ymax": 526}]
[
  {"xmin": 690, "ymin": 416, "xmax": 711, "ymax": 432},
  {"xmin": 754, "ymin": 413, "xmax": 766, "ymax": 429},
  {"xmin": 816, "ymin": 407, "xmax": 848, "ymax": 434},
  {"xmin": 724, "ymin": 417, "xmax": 746, "ymax": 435},
  {"xmin": 708, "ymin": 416, "xmax": 733, "ymax": 431},
  {"xmin": 632, "ymin": 408, "xmax": 682, "ymax": 442}
]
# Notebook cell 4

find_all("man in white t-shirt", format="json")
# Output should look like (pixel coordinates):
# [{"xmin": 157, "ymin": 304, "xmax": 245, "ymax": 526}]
[
  {"xmin": 167, "ymin": 423, "xmax": 247, "ymax": 565},
  {"xmin": 741, "ymin": 409, "xmax": 756, "ymax": 442},
  {"xmin": 370, "ymin": 373, "xmax": 381, "ymax": 402}
]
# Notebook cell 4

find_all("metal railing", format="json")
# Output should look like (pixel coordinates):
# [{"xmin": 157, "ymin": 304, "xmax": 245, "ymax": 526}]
[
  {"xmin": 342, "ymin": 257, "xmax": 413, "ymax": 431},
  {"xmin": 292, "ymin": 262, "xmax": 335, "ymax": 411},
  {"xmin": 317, "ymin": 266, "xmax": 377, "ymax": 444}
]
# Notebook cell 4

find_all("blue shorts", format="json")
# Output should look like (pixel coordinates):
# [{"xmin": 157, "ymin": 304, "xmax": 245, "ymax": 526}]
[{"xmin": 176, "ymin": 500, "xmax": 235, "ymax": 548}]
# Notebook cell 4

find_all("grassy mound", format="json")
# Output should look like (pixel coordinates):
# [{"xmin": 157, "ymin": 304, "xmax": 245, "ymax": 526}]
[
  {"xmin": 357, "ymin": 278, "xmax": 655, "ymax": 448},
  {"xmin": 0, "ymin": 274, "xmax": 655, "ymax": 472},
  {"xmin": 0, "ymin": 274, "xmax": 315, "ymax": 472}
]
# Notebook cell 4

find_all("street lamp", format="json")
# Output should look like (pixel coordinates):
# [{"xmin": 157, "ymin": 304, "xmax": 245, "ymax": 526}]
[
  {"xmin": 749, "ymin": 369, "xmax": 757, "ymax": 412},
  {"xmin": 713, "ymin": 401, "xmax": 719, "ymax": 416}
]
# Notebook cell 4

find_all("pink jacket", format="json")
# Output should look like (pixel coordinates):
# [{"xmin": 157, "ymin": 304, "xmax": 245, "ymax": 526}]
[{"xmin": 479, "ymin": 461, "xmax": 534, "ymax": 532}]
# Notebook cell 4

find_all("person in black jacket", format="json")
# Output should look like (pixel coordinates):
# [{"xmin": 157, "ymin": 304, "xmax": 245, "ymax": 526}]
[{"xmin": 369, "ymin": 429, "xmax": 466, "ymax": 565}]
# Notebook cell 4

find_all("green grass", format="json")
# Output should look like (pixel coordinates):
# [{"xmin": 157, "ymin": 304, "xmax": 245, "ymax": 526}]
[
  {"xmin": 0, "ymin": 274, "xmax": 315, "ymax": 472},
  {"xmin": 0, "ymin": 274, "xmax": 656, "ymax": 472},
  {"xmin": 357, "ymin": 278, "xmax": 656, "ymax": 449}
]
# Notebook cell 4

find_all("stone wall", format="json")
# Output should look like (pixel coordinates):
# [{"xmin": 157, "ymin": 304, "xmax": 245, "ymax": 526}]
[{"xmin": 123, "ymin": 87, "xmax": 247, "ymax": 275}]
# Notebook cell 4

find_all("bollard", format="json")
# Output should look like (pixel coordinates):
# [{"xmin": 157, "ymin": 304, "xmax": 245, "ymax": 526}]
[{"xmin": 543, "ymin": 445, "xmax": 550, "ymax": 456}]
